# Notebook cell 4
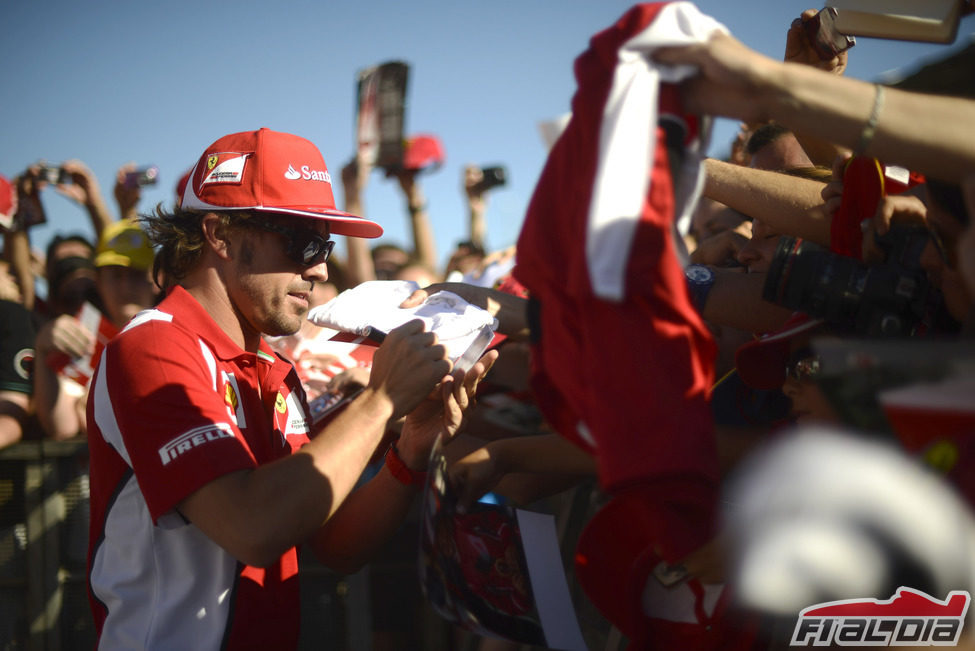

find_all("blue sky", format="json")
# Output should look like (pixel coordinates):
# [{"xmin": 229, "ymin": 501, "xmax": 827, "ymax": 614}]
[{"xmin": 3, "ymin": 1, "xmax": 973, "ymax": 282}]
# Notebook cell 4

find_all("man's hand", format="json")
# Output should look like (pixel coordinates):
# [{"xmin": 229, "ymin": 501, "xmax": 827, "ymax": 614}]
[
  {"xmin": 821, "ymin": 152, "xmax": 853, "ymax": 217},
  {"xmin": 401, "ymin": 283, "xmax": 529, "ymax": 339},
  {"xmin": 395, "ymin": 349, "xmax": 498, "ymax": 471},
  {"xmin": 114, "ymin": 162, "xmax": 142, "ymax": 220},
  {"xmin": 35, "ymin": 314, "xmax": 94, "ymax": 361},
  {"xmin": 654, "ymin": 32, "xmax": 781, "ymax": 125},
  {"xmin": 365, "ymin": 319, "xmax": 452, "ymax": 421},
  {"xmin": 341, "ymin": 153, "xmax": 372, "ymax": 203},
  {"xmin": 448, "ymin": 445, "xmax": 505, "ymax": 512},
  {"xmin": 861, "ymin": 194, "xmax": 929, "ymax": 264},
  {"xmin": 55, "ymin": 159, "xmax": 103, "ymax": 208},
  {"xmin": 784, "ymin": 9, "xmax": 849, "ymax": 75}
]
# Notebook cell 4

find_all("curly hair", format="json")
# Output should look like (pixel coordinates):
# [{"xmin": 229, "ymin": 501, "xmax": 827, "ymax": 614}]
[{"xmin": 140, "ymin": 206, "xmax": 253, "ymax": 289}]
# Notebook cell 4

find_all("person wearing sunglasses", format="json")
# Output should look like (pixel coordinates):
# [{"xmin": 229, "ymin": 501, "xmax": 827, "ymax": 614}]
[{"xmin": 84, "ymin": 128, "xmax": 497, "ymax": 650}]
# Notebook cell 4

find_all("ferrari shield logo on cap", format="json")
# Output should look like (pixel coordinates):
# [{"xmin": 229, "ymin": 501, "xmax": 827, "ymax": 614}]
[{"xmin": 202, "ymin": 153, "xmax": 248, "ymax": 185}]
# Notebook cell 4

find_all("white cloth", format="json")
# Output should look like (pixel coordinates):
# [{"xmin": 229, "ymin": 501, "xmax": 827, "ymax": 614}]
[
  {"xmin": 307, "ymin": 280, "xmax": 498, "ymax": 365},
  {"xmin": 587, "ymin": 1, "xmax": 727, "ymax": 300}
]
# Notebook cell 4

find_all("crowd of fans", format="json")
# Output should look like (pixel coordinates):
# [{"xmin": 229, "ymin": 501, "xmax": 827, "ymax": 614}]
[{"xmin": 2, "ymin": 2, "xmax": 975, "ymax": 650}]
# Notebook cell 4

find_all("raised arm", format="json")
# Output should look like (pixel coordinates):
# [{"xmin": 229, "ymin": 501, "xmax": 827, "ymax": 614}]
[
  {"xmin": 393, "ymin": 167, "xmax": 437, "ymax": 273},
  {"xmin": 655, "ymin": 33, "xmax": 975, "ymax": 184},
  {"xmin": 341, "ymin": 156, "xmax": 376, "ymax": 286},
  {"xmin": 463, "ymin": 165, "xmax": 488, "ymax": 251},
  {"xmin": 703, "ymin": 158, "xmax": 832, "ymax": 245},
  {"xmin": 56, "ymin": 159, "xmax": 115, "ymax": 238},
  {"xmin": 781, "ymin": 8, "xmax": 852, "ymax": 167}
]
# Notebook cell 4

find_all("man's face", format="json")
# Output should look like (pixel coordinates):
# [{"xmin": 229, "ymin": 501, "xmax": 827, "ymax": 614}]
[
  {"xmin": 736, "ymin": 218, "xmax": 781, "ymax": 273},
  {"xmin": 690, "ymin": 198, "xmax": 750, "ymax": 245},
  {"xmin": 96, "ymin": 265, "xmax": 157, "ymax": 327},
  {"xmin": 228, "ymin": 216, "xmax": 330, "ymax": 339}
]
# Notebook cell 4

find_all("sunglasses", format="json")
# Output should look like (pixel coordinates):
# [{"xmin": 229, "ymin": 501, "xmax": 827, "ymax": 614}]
[{"xmin": 245, "ymin": 218, "xmax": 335, "ymax": 267}]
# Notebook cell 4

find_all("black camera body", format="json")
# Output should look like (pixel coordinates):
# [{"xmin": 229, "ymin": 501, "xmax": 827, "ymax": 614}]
[
  {"xmin": 803, "ymin": 6, "xmax": 856, "ymax": 60},
  {"xmin": 763, "ymin": 224, "xmax": 938, "ymax": 337},
  {"xmin": 123, "ymin": 165, "xmax": 159, "ymax": 189},
  {"xmin": 37, "ymin": 165, "xmax": 70, "ymax": 185},
  {"xmin": 472, "ymin": 166, "xmax": 506, "ymax": 193}
]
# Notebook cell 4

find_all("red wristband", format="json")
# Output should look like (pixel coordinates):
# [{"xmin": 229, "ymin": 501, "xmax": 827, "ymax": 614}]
[{"xmin": 385, "ymin": 443, "xmax": 428, "ymax": 487}]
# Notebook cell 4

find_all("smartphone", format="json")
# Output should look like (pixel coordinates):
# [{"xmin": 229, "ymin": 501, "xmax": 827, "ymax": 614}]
[{"xmin": 803, "ymin": 7, "xmax": 856, "ymax": 60}]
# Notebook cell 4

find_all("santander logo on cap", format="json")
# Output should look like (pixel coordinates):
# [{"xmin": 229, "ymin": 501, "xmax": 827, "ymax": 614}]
[{"xmin": 284, "ymin": 164, "xmax": 331, "ymax": 183}]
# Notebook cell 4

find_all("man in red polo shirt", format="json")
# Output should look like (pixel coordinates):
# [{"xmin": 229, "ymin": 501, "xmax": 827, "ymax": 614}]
[{"xmin": 86, "ymin": 127, "xmax": 496, "ymax": 650}]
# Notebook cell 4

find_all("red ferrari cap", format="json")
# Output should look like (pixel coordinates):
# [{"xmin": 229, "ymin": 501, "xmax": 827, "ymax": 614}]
[
  {"xmin": 181, "ymin": 128, "xmax": 383, "ymax": 238},
  {"xmin": 0, "ymin": 175, "xmax": 15, "ymax": 228},
  {"xmin": 735, "ymin": 313, "xmax": 825, "ymax": 390},
  {"xmin": 402, "ymin": 134, "xmax": 445, "ymax": 171}
]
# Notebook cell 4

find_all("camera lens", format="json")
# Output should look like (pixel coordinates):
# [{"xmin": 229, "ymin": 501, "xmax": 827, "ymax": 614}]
[{"xmin": 762, "ymin": 235, "xmax": 935, "ymax": 336}]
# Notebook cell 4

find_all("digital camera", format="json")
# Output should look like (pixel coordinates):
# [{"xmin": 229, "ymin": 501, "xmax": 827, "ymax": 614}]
[
  {"xmin": 472, "ymin": 166, "xmax": 507, "ymax": 193},
  {"xmin": 763, "ymin": 224, "xmax": 939, "ymax": 336},
  {"xmin": 37, "ymin": 165, "xmax": 70, "ymax": 185}
]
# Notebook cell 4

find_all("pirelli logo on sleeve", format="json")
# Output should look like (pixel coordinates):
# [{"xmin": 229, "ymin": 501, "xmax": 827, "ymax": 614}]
[{"xmin": 159, "ymin": 423, "xmax": 236, "ymax": 466}]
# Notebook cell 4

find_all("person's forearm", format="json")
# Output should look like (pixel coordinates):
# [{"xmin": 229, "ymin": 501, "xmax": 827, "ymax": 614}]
[
  {"xmin": 406, "ymin": 189, "xmax": 437, "ymax": 273},
  {"xmin": 469, "ymin": 199, "xmax": 486, "ymax": 252},
  {"xmin": 307, "ymin": 461, "xmax": 417, "ymax": 574},
  {"xmin": 702, "ymin": 270, "xmax": 793, "ymax": 334},
  {"xmin": 768, "ymin": 62, "xmax": 975, "ymax": 183},
  {"xmin": 178, "ymin": 388, "xmax": 395, "ymax": 568},
  {"xmin": 704, "ymin": 159, "xmax": 831, "ymax": 245},
  {"xmin": 342, "ymin": 191, "xmax": 376, "ymax": 285},
  {"xmin": 4, "ymin": 230, "xmax": 34, "ymax": 310},
  {"xmin": 33, "ymin": 364, "xmax": 83, "ymax": 440},
  {"xmin": 84, "ymin": 190, "xmax": 115, "ymax": 239},
  {"xmin": 0, "ymin": 393, "xmax": 30, "ymax": 449},
  {"xmin": 489, "ymin": 433, "xmax": 595, "ymax": 477}
]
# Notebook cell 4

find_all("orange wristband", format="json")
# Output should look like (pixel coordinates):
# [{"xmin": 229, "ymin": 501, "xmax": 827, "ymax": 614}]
[{"xmin": 385, "ymin": 443, "xmax": 427, "ymax": 487}]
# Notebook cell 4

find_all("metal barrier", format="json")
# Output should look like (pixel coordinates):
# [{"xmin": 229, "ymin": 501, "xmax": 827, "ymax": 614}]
[
  {"xmin": 0, "ymin": 440, "xmax": 93, "ymax": 651},
  {"xmin": 0, "ymin": 440, "xmax": 613, "ymax": 651}
]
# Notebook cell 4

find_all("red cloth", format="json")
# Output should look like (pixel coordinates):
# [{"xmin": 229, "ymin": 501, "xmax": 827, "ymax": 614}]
[
  {"xmin": 513, "ymin": 3, "xmax": 757, "ymax": 645},
  {"xmin": 514, "ymin": 0, "xmax": 718, "ymax": 500},
  {"xmin": 830, "ymin": 157, "xmax": 920, "ymax": 258}
]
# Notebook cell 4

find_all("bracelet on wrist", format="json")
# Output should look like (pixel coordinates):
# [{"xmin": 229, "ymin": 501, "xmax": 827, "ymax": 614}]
[
  {"xmin": 853, "ymin": 84, "xmax": 885, "ymax": 157},
  {"xmin": 385, "ymin": 442, "xmax": 428, "ymax": 487}
]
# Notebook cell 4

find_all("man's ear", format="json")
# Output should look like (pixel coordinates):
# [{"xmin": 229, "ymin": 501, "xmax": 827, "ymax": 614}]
[{"xmin": 200, "ymin": 213, "xmax": 233, "ymax": 261}]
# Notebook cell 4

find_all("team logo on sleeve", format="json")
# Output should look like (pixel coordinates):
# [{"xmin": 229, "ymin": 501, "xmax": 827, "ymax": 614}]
[
  {"xmin": 279, "ymin": 390, "xmax": 310, "ymax": 438},
  {"xmin": 791, "ymin": 587, "xmax": 970, "ymax": 646},
  {"xmin": 222, "ymin": 372, "xmax": 247, "ymax": 428}
]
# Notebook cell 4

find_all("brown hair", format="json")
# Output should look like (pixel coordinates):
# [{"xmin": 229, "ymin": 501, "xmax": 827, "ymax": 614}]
[{"xmin": 140, "ymin": 206, "xmax": 254, "ymax": 289}]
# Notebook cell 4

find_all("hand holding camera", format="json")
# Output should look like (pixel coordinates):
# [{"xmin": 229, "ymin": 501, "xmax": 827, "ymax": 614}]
[
  {"xmin": 49, "ymin": 160, "xmax": 102, "ymax": 207},
  {"xmin": 786, "ymin": 8, "xmax": 854, "ymax": 74},
  {"xmin": 114, "ymin": 163, "xmax": 158, "ymax": 219},
  {"xmin": 464, "ymin": 164, "xmax": 507, "ymax": 199}
]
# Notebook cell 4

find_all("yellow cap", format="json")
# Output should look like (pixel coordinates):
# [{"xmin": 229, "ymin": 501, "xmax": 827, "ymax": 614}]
[{"xmin": 94, "ymin": 221, "xmax": 154, "ymax": 270}]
